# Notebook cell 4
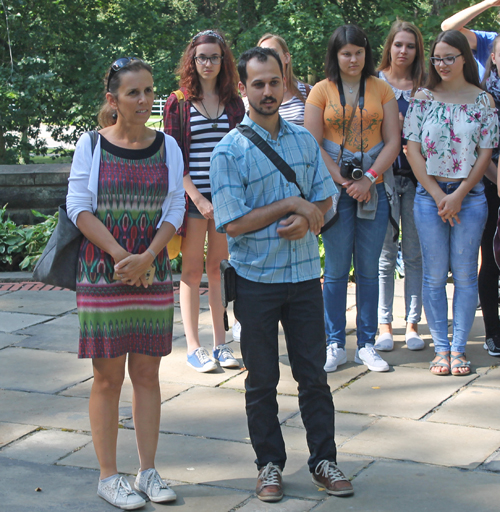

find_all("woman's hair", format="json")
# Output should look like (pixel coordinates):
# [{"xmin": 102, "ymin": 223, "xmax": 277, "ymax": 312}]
[
  {"xmin": 177, "ymin": 30, "xmax": 239, "ymax": 103},
  {"xmin": 98, "ymin": 58, "xmax": 153, "ymax": 128},
  {"xmin": 258, "ymin": 33, "xmax": 306, "ymax": 102},
  {"xmin": 377, "ymin": 20, "xmax": 426, "ymax": 94},
  {"xmin": 427, "ymin": 30, "xmax": 481, "ymax": 90},
  {"xmin": 325, "ymin": 25, "xmax": 377, "ymax": 84},
  {"xmin": 481, "ymin": 34, "xmax": 500, "ymax": 87}
]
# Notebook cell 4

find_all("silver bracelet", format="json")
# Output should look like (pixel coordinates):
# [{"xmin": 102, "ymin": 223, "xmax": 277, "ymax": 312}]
[{"xmin": 146, "ymin": 247, "xmax": 157, "ymax": 259}]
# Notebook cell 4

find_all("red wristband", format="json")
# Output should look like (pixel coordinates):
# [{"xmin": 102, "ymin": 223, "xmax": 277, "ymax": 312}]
[{"xmin": 366, "ymin": 168, "xmax": 378, "ymax": 179}]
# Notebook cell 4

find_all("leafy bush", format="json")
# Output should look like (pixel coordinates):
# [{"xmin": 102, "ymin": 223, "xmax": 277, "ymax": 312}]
[{"xmin": 0, "ymin": 205, "xmax": 57, "ymax": 271}]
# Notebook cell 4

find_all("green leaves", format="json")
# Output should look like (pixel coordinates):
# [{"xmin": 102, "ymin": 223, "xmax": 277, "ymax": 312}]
[{"xmin": 0, "ymin": 205, "xmax": 57, "ymax": 271}]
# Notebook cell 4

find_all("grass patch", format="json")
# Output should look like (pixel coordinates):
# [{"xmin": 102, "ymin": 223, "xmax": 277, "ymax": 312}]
[
  {"xmin": 147, "ymin": 115, "xmax": 163, "ymax": 129},
  {"xmin": 30, "ymin": 148, "xmax": 72, "ymax": 164}
]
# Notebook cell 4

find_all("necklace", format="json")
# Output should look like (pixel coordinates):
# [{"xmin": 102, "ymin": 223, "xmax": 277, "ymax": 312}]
[
  {"xmin": 342, "ymin": 81, "xmax": 358, "ymax": 94},
  {"xmin": 200, "ymin": 99, "xmax": 221, "ymax": 129}
]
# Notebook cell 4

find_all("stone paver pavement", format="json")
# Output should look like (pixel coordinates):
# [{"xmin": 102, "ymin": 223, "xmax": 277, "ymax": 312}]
[{"xmin": 0, "ymin": 278, "xmax": 499, "ymax": 511}]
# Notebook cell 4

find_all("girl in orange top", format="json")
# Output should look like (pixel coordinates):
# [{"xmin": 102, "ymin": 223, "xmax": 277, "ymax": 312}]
[{"xmin": 305, "ymin": 25, "xmax": 400, "ymax": 374}]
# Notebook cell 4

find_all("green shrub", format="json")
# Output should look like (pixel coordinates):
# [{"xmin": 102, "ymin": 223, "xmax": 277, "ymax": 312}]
[{"xmin": 0, "ymin": 205, "xmax": 57, "ymax": 271}]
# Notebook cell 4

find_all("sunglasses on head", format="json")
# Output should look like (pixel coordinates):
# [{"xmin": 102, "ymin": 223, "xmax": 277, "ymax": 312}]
[{"xmin": 107, "ymin": 57, "xmax": 139, "ymax": 91}]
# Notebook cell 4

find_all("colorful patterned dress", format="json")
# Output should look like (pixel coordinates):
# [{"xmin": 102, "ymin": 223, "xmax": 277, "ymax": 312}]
[{"xmin": 76, "ymin": 132, "xmax": 173, "ymax": 358}]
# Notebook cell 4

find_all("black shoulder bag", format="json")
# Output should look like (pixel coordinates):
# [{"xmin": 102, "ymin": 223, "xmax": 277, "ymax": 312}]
[
  {"xmin": 236, "ymin": 124, "xmax": 337, "ymax": 233},
  {"xmin": 33, "ymin": 130, "xmax": 99, "ymax": 290}
]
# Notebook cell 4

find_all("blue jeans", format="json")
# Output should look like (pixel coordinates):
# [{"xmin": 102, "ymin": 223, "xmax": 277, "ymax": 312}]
[
  {"xmin": 378, "ymin": 175, "xmax": 422, "ymax": 324},
  {"xmin": 323, "ymin": 184, "xmax": 389, "ymax": 348},
  {"xmin": 234, "ymin": 276, "xmax": 337, "ymax": 472},
  {"xmin": 414, "ymin": 182, "xmax": 487, "ymax": 353}
]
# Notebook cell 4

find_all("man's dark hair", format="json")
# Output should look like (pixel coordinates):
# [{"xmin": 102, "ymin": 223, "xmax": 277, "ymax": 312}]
[{"xmin": 238, "ymin": 47, "xmax": 283, "ymax": 85}]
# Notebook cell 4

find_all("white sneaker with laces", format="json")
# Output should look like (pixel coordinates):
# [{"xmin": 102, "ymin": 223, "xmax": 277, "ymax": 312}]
[
  {"xmin": 134, "ymin": 468, "xmax": 176, "ymax": 503},
  {"xmin": 374, "ymin": 332, "xmax": 394, "ymax": 351},
  {"xmin": 324, "ymin": 343, "xmax": 347, "ymax": 372},
  {"xmin": 232, "ymin": 321, "xmax": 241, "ymax": 342},
  {"xmin": 187, "ymin": 347, "xmax": 217, "ymax": 373},
  {"xmin": 97, "ymin": 475, "xmax": 146, "ymax": 510},
  {"xmin": 213, "ymin": 344, "xmax": 239, "ymax": 368},
  {"xmin": 355, "ymin": 343, "xmax": 390, "ymax": 372}
]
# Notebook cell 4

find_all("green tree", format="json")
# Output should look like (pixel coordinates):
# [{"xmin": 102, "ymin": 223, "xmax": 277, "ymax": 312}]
[{"xmin": 2, "ymin": 0, "xmax": 500, "ymax": 164}]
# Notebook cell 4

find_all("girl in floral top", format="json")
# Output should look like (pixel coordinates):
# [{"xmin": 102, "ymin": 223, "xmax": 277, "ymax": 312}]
[{"xmin": 404, "ymin": 30, "xmax": 498, "ymax": 376}]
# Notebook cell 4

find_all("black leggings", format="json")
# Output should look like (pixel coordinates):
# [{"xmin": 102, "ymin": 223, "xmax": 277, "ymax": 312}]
[{"xmin": 478, "ymin": 177, "xmax": 500, "ymax": 337}]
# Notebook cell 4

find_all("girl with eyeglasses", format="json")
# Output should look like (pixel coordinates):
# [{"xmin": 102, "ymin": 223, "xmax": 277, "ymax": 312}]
[
  {"xmin": 304, "ymin": 25, "xmax": 400, "ymax": 373},
  {"xmin": 404, "ymin": 30, "xmax": 498, "ymax": 376},
  {"xmin": 66, "ymin": 57, "xmax": 185, "ymax": 508},
  {"xmin": 163, "ymin": 30, "xmax": 244, "ymax": 373},
  {"xmin": 375, "ymin": 21, "xmax": 426, "ymax": 354}
]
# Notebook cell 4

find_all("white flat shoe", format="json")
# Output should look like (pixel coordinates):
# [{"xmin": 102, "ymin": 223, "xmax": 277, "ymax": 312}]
[
  {"xmin": 405, "ymin": 332, "xmax": 425, "ymax": 351},
  {"xmin": 374, "ymin": 332, "xmax": 394, "ymax": 352}
]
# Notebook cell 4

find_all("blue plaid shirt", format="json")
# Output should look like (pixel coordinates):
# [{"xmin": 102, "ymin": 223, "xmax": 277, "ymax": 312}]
[{"xmin": 210, "ymin": 114, "xmax": 337, "ymax": 284}]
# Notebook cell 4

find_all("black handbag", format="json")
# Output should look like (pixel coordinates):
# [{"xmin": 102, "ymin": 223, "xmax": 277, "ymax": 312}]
[
  {"xmin": 33, "ymin": 204, "xmax": 83, "ymax": 291},
  {"xmin": 33, "ymin": 131, "xmax": 99, "ymax": 290},
  {"xmin": 236, "ymin": 125, "xmax": 337, "ymax": 233}
]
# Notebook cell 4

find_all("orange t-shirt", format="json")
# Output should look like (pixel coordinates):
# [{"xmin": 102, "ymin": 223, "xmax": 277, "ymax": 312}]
[{"xmin": 307, "ymin": 76, "xmax": 395, "ymax": 154}]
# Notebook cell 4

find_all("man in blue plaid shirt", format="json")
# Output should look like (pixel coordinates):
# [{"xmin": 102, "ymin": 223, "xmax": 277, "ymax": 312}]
[{"xmin": 210, "ymin": 47, "xmax": 354, "ymax": 503}]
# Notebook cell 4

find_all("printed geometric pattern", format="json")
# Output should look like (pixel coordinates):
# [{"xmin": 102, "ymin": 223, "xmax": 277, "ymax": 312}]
[{"xmin": 76, "ymin": 146, "xmax": 173, "ymax": 358}]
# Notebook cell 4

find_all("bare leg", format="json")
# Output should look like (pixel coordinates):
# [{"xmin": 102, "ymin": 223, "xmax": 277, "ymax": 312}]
[
  {"xmin": 180, "ymin": 217, "xmax": 208, "ymax": 353},
  {"xmin": 89, "ymin": 355, "xmax": 126, "ymax": 479},
  {"xmin": 406, "ymin": 322, "xmax": 419, "ymax": 334},
  {"xmin": 378, "ymin": 322, "xmax": 393, "ymax": 335},
  {"xmin": 206, "ymin": 219, "xmax": 229, "ymax": 347},
  {"xmin": 128, "ymin": 353, "xmax": 162, "ymax": 470}
]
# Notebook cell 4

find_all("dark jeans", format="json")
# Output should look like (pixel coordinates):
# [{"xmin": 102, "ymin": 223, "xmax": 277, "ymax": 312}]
[
  {"xmin": 234, "ymin": 275, "xmax": 337, "ymax": 473},
  {"xmin": 479, "ymin": 177, "xmax": 500, "ymax": 338}
]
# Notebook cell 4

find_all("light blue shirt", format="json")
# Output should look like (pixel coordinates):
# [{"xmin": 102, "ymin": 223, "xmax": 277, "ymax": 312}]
[
  {"xmin": 473, "ymin": 30, "xmax": 497, "ymax": 80},
  {"xmin": 210, "ymin": 114, "xmax": 337, "ymax": 284}
]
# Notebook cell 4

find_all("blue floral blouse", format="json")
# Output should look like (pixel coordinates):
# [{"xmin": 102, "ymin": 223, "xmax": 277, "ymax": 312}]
[{"xmin": 403, "ymin": 88, "xmax": 498, "ymax": 179}]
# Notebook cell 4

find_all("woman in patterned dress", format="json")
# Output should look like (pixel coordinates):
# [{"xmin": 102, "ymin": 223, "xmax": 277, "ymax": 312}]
[
  {"xmin": 404, "ymin": 30, "xmax": 498, "ymax": 375},
  {"xmin": 66, "ymin": 58, "xmax": 185, "ymax": 509},
  {"xmin": 164, "ymin": 30, "xmax": 244, "ymax": 373}
]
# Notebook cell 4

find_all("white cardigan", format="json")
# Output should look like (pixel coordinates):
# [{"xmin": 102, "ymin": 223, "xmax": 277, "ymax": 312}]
[{"xmin": 66, "ymin": 131, "xmax": 185, "ymax": 231}]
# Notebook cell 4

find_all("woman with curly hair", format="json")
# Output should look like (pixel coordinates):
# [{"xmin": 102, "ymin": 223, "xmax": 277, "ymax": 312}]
[{"xmin": 164, "ymin": 30, "xmax": 245, "ymax": 372}]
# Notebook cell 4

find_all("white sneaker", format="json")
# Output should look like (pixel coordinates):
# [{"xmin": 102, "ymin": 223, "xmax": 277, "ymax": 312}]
[
  {"xmin": 134, "ymin": 468, "xmax": 176, "ymax": 503},
  {"xmin": 213, "ymin": 344, "xmax": 240, "ymax": 368},
  {"xmin": 355, "ymin": 344, "xmax": 390, "ymax": 372},
  {"xmin": 187, "ymin": 347, "xmax": 217, "ymax": 373},
  {"xmin": 324, "ymin": 343, "xmax": 347, "ymax": 372},
  {"xmin": 232, "ymin": 321, "xmax": 241, "ymax": 342},
  {"xmin": 97, "ymin": 475, "xmax": 146, "ymax": 510},
  {"xmin": 405, "ymin": 332, "xmax": 425, "ymax": 351},
  {"xmin": 374, "ymin": 332, "xmax": 394, "ymax": 352}
]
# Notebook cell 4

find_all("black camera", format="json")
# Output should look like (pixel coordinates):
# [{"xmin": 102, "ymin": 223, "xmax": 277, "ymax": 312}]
[{"xmin": 340, "ymin": 159, "xmax": 364, "ymax": 181}]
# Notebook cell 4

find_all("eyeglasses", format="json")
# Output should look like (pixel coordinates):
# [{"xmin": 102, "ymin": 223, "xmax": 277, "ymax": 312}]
[
  {"xmin": 194, "ymin": 55, "xmax": 223, "ymax": 66},
  {"xmin": 107, "ymin": 57, "xmax": 138, "ymax": 91},
  {"xmin": 430, "ymin": 54, "xmax": 463, "ymax": 66}
]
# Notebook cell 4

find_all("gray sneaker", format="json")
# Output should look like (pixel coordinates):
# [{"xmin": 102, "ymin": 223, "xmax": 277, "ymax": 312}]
[
  {"xmin": 97, "ymin": 475, "xmax": 146, "ymax": 510},
  {"xmin": 134, "ymin": 468, "xmax": 176, "ymax": 503}
]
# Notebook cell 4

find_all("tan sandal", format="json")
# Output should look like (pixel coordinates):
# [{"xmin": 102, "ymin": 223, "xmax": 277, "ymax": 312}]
[{"xmin": 429, "ymin": 352, "xmax": 450, "ymax": 376}]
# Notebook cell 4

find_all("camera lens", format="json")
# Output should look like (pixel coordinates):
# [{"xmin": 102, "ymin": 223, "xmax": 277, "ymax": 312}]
[{"xmin": 351, "ymin": 168, "xmax": 364, "ymax": 180}]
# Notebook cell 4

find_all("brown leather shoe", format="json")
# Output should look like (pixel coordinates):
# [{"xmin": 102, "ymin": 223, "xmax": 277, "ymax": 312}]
[
  {"xmin": 312, "ymin": 460, "xmax": 354, "ymax": 496},
  {"xmin": 256, "ymin": 462, "xmax": 283, "ymax": 502}
]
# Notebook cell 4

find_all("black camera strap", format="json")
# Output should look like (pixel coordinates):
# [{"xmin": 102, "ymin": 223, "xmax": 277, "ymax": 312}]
[
  {"xmin": 337, "ymin": 79, "xmax": 365, "ymax": 166},
  {"xmin": 236, "ymin": 124, "xmax": 306, "ymax": 199}
]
